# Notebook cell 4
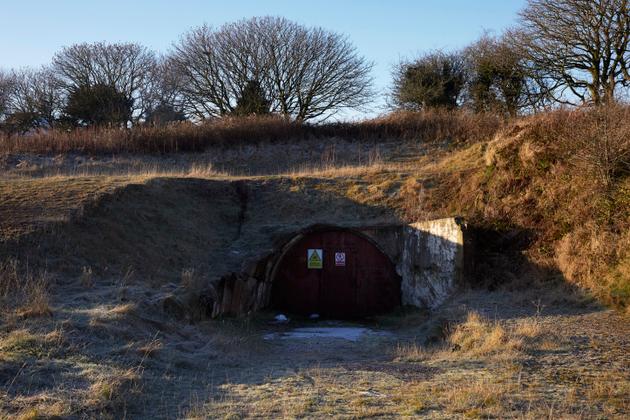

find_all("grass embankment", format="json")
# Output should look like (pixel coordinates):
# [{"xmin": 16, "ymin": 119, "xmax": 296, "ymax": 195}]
[
  {"xmin": 1, "ymin": 106, "xmax": 628, "ymax": 309},
  {"xmin": 399, "ymin": 105, "xmax": 630, "ymax": 309},
  {"xmin": 0, "ymin": 106, "xmax": 628, "ymax": 419}
]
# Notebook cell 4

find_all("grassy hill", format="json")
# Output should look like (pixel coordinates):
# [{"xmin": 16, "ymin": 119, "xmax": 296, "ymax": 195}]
[
  {"xmin": 5, "ymin": 107, "xmax": 625, "ymax": 307},
  {"xmin": 0, "ymin": 107, "xmax": 628, "ymax": 418}
]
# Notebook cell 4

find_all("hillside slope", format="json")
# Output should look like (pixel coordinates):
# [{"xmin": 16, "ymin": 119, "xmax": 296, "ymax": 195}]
[
  {"xmin": 1, "ymin": 174, "xmax": 399, "ymax": 284},
  {"xmin": 404, "ymin": 108, "xmax": 630, "ymax": 309},
  {"xmin": 1, "ymin": 107, "xmax": 628, "ymax": 308},
  {"xmin": 0, "ymin": 108, "xmax": 628, "ymax": 419}
]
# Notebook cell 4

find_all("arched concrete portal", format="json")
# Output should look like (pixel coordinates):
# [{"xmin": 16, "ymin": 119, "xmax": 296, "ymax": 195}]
[
  {"xmin": 270, "ymin": 227, "xmax": 401, "ymax": 318},
  {"xmin": 205, "ymin": 219, "xmax": 465, "ymax": 318}
]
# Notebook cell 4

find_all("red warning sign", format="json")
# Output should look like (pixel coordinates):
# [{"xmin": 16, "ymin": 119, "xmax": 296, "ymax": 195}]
[{"xmin": 335, "ymin": 252, "xmax": 346, "ymax": 266}]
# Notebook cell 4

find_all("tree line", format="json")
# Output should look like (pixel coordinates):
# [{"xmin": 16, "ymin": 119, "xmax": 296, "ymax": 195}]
[
  {"xmin": 0, "ymin": 16, "xmax": 373, "ymax": 132},
  {"xmin": 0, "ymin": 0, "xmax": 628, "ymax": 133},
  {"xmin": 393, "ymin": 0, "xmax": 629, "ymax": 116}
]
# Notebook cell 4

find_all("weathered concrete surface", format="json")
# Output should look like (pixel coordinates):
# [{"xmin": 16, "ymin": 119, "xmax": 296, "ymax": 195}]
[
  {"xmin": 209, "ymin": 218, "xmax": 466, "ymax": 316},
  {"xmin": 398, "ymin": 218, "xmax": 465, "ymax": 309},
  {"xmin": 360, "ymin": 218, "xmax": 465, "ymax": 309}
]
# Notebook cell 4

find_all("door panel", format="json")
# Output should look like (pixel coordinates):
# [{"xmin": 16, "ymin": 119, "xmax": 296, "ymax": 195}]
[{"xmin": 272, "ymin": 229, "xmax": 400, "ymax": 318}]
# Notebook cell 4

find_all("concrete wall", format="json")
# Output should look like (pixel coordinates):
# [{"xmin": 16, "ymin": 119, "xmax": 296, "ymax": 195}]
[
  {"xmin": 397, "ymin": 218, "xmax": 465, "ymax": 309},
  {"xmin": 163, "ymin": 218, "xmax": 467, "ymax": 319},
  {"xmin": 358, "ymin": 218, "xmax": 465, "ymax": 309}
]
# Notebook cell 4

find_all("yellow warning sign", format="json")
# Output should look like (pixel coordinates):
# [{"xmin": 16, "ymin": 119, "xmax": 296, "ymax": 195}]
[{"xmin": 307, "ymin": 249, "xmax": 323, "ymax": 269}]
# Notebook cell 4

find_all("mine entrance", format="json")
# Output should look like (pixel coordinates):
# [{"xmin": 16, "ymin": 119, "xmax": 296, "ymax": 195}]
[{"xmin": 271, "ymin": 229, "xmax": 401, "ymax": 318}]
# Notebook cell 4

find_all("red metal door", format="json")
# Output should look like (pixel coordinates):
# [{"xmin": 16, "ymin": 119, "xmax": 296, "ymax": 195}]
[
  {"xmin": 271, "ymin": 233, "xmax": 322, "ymax": 315},
  {"xmin": 271, "ymin": 229, "xmax": 400, "ymax": 318},
  {"xmin": 319, "ymin": 235, "xmax": 357, "ymax": 318}
]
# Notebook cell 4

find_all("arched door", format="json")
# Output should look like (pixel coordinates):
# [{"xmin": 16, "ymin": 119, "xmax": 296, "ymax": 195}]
[{"xmin": 271, "ymin": 229, "xmax": 401, "ymax": 318}]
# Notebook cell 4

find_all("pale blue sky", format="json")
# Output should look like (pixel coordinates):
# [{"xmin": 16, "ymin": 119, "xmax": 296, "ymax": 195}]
[{"xmin": 1, "ymin": 0, "xmax": 525, "ymax": 119}]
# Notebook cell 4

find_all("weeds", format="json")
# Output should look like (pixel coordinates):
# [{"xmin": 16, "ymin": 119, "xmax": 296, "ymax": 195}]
[
  {"xmin": 0, "ymin": 259, "xmax": 51, "ymax": 318},
  {"xmin": 396, "ymin": 311, "xmax": 556, "ymax": 365}
]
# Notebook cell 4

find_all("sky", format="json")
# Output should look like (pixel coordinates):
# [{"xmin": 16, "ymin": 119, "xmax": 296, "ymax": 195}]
[{"xmin": 0, "ymin": 0, "xmax": 526, "ymax": 119}]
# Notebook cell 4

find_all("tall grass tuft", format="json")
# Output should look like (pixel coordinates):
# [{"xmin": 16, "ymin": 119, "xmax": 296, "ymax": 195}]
[{"xmin": 0, "ymin": 259, "xmax": 51, "ymax": 318}]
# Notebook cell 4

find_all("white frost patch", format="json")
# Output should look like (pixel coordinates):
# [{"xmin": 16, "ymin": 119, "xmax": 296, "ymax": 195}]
[{"xmin": 264, "ymin": 327, "xmax": 390, "ymax": 342}]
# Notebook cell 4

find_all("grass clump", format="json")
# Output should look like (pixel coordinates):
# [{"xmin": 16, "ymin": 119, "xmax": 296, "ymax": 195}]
[
  {"xmin": 396, "ymin": 311, "xmax": 556, "ymax": 364},
  {"xmin": 0, "ymin": 328, "xmax": 64, "ymax": 362},
  {"xmin": 0, "ymin": 259, "xmax": 51, "ymax": 318},
  {"xmin": 448, "ymin": 312, "xmax": 556, "ymax": 359},
  {"xmin": 86, "ymin": 369, "xmax": 142, "ymax": 417}
]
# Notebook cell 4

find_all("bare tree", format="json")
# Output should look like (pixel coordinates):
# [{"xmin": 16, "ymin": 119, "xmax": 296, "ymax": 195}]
[
  {"xmin": 256, "ymin": 17, "xmax": 374, "ymax": 121},
  {"xmin": 516, "ymin": 0, "xmax": 630, "ymax": 105},
  {"xmin": 142, "ymin": 56, "xmax": 188, "ymax": 124},
  {"xmin": 168, "ymin": 24, "xmax": 248, "ymax": 119},
  {"xmin": 7, "ymin": 67, "xmax": 63, "ymax": 127},
  {"xmin": 169, "ymin": 17, "xmax": 373, "ymax": 121},
  {"xmin": 0, "ymin": 70, "xmax": 14, "ymax": 122},
  {"xmin": 52, "ymin": 42, "xmax": 157, "ymax": 122}
]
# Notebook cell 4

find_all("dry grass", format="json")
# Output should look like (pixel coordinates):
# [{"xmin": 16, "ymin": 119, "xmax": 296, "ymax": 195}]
[
  {"xmin": 8, "ymin": 400, "xmax": 70, "ymax": 420},
  {"xmin": 0, "ymin": 106, "xmax": 628, "ymax": 419},
  {"xmin": 85, "ymin": 368, "xmax": 142, "ymax": 416},
  {"xmin": 441, "ymin": 377, "xmax": 516, "ymax": 417},
  {"xmin": 447, "ymin": 312, "xmax": 526, "ymax": 357},
  {"xmin": 183, "ymin": 310, "xmax": 578, "ymax": 419},
  {"xmin": 0, "ymin": 259, "xmax": 51, "ymax": 318},
  {"xmin": 183, "ymin": 307, "xmax": 621, "ymax": 420},
  {"xmin": 0, "ymin": 110, "xmax": 501, "ymax": 155},
  {"xmin": 397, "ymin": 105, "xmax": 630, "ymax": 308},
  {"xmin": 1, "ymin": 106, "xmax": 627, "ymax": 311},
  {"xmin": 188, "ymin": 365, "xmax": 625, "ymax": 419},
  {"xmin": 0, "ymin": 328, "xmax": 65, "ymax": 363},
  {"xmin": 395, "ymin": 311, "xmax": 557, "ymax": 366},
  {"xmin": 585, "ymin": 371, "xmax": 630, "ymax": 413},
  {"xmin": 184, "ymin": 368, "xmax": 417, "ymax": 419},
  {"xmin": 183, "ymin": 369, "xmax": 627, "ymax": 420}
]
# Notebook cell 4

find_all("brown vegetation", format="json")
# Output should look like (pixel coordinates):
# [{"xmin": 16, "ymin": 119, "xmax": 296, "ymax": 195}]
[
  {"xmin": 0, "ymin": 105, "xmax": 628, "ymax": 418},
  {"xmin": 0, "ymin": 259, "xmax": 51, "ymax": 319},
  {"xmin": 1, "ymin": 106, "xmax": 627, "ymax": 310},
  {"xmin": 401, "ymin": 105, "xmax": 630, "ymax": 308},
  {"xmin": 0, "ymin": 110, "xmax": 501, "ymax": 155},
  {"xmin": 185, "ymin": 301, "xmax": 627, "ymax": 419}
]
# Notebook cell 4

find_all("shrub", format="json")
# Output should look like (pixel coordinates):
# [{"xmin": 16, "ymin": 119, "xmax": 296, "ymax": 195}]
[
  {"xmin": 392, "ymin": 51, "xmax": 467, "ymax": 110},
  {"xmin": 64, "ymin": 84, "xmax": 132, "ymax": 127}
]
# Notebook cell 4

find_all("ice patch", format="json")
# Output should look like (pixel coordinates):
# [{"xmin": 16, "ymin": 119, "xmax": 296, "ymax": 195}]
[{"xmin": 264, "ymin": 327, "xmax": 390, "ymax": 341}]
